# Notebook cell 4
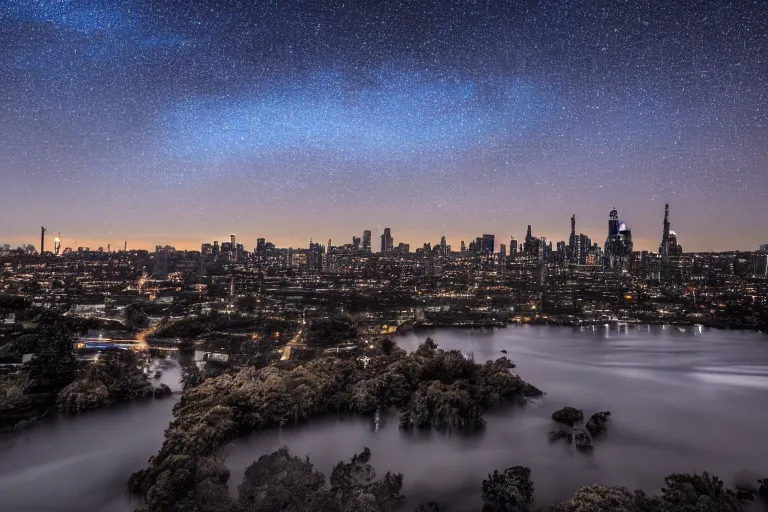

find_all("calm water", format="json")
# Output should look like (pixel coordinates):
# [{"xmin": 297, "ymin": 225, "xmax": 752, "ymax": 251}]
[
  {"xmin": 0, "ymin": 358, "xmax": 181, "ymax": 512},
  {"xmin": 2, "ymin": 327, "xmax": 768, "ymax": 511},
  {"xmin": 228, "ymin": 326, "xmax": 768, "ymax": 509}
]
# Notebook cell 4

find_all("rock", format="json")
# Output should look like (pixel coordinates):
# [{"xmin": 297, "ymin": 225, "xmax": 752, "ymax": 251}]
[
  {"xmin": 585, "ymin": 410, "xmax": 611, "ymax": 436},
  {"xmin": 548, "ymin": 429, "xmax": 570, "ymax": 442},
  {"xmin": 549, "ymin": 428, "xmax": 593, "ymax": 451},
  {"xmin": 500, "ymin": 349, "xmax": 508, "ymax": 354},
  {"xmin": 571, "ymin": 428, "xmax": 593, "ymax": 450},
  {"xmin": 552, "ymin": 406, "xmax": 584, "ymax": 426},
  {"xmin": 153, "ymin": 383, "xmax": 172, "ymax": 399}
]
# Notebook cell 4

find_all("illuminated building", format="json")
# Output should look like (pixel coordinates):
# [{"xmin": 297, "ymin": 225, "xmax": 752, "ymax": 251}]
[
  {"xmin": 362, "ymin": 230, "xmax": 372, "ymax": 252},
  {"xmin": 604, "ymin": 207, "xmax": 633, "ymax": 271}
]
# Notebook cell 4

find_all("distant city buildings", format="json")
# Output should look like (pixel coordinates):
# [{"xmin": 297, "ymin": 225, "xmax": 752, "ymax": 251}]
[{"xmin": 380, "ymin": 228, "xmax": 393, "ymax": 252}]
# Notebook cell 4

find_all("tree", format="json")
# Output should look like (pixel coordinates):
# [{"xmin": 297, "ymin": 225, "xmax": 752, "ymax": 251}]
[
  {"xmin": 24, "ymin": 322, "xmax": 78, "ymax": 394},
  {"xmin": 481, "ymin": 466, "xmax": 534, "ymax": 512},
  {"xmin": 238, "ymin": 447, "xmax": 329, "ymax": 512}
]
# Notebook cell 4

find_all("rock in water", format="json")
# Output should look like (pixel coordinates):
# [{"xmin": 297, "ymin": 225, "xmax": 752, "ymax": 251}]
[
  {"xmin": 571, "ymin": 428, "xmax": 593, "ymax": 450},
  {"xmin": 153, "ymin": 384, "xmax": 172, "ymax": 399},
  {"xmin": 552, "ymin": 406, "xmax": 584, "ymax": 426},
  {"xmin": 548, "ymin": 429, "xmax": 570, "ymax": 442},
  {"xmin": 549, "ymin": 428, "xmax": 593, "ymax": 451},
  {"xmin": 586, "ymin": 410, "xmax": 611, "ymax": 436}
]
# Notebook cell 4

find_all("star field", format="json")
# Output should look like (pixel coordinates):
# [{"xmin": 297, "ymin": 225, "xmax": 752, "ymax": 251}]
[{"xmin": 1, "ymin": 0, "xmax": 766, "ymax": 251}]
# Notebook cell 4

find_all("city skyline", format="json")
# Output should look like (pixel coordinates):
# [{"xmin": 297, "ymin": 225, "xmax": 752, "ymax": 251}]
[
  {"xmin": 2, "ymin": 2, "xmax": 767, "ymax": 252},
  {"xmin": 7, "ymin": 203, "xmax": 763, "ymax": 255}
]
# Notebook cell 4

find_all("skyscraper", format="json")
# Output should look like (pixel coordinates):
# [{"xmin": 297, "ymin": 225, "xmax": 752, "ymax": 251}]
[
  {"xmin": 481, "ymin": 234, "xmax": 495, "ymax": 254},
  {"xmin": 380, "ymin": 228, "xmax": 393, "ymax": 252},
  {"xmin": 352, "ymin": 236, "xmax": 361, "ymax": 250},
  {"xmin": 568, "ymin": 215, "xmax": 578, "ymax": 263},
  {"xmin": 440, "ymin": 236, "xmax": 447, "ymax": 257},
  {"xmin": 659, "ymin": 203, "xmax": 671, "ymax": 259},
  {"xmin": 460, "ymin": 240, "xmax": 466, "ymax": 252},
  {"xmin": 658, "ymin": 203, "xmax": 682, "ymax": 258},
  {"xmin": 40, "ymin": 226, "xmax": 46, "ymax": 255},
  {"xmin": 509, "ymin": 239, "xmax": 518, "ymax": 260},
  {"xmin": 362, "ymin": 230, "xmax": 372, "ymax": 252},
  {"xmin": 604, "ymin": 207, "xmax": 632, "ymax": 271}
]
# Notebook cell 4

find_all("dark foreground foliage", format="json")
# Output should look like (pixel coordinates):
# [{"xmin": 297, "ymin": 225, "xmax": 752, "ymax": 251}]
[
  {"xmin": 57, "ymin": 349, "xmax": 153, "ymax": 413},
  {"xmin": 128, "ymin": 338, "xmax": 541, "ymax": 510},
  {"xmin": 478, "ymin": 466, "xmax": 768, "ymax": 512}
]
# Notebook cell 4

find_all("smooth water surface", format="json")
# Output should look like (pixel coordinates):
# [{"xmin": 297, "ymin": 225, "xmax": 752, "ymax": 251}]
[
  {"xmin": 228, "ymin": 326, "xmax": 768, "ymax": 509},
  {"xmin": 0, "ymin": 359, "xmax": 181, "ymax": 512},
  {"xmin": 2, "ymin": 328, "xmax": 767, "ymax": 511}
]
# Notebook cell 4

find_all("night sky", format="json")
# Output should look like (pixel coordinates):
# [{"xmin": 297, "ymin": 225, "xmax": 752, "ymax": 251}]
[{"xmin": 1, "ymin": 1, "xmax": 766, "ymax": 252}]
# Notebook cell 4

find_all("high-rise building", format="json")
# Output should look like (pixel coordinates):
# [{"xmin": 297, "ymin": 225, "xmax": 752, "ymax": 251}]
[
  {"xmin": 440, "ymin": 236, "xmax": 447, "ymax": 257},
  {"xmin": 523, "ymin": 226, "xmax": 542, "ymax": 259},
  {"xmin": 54, "ymin": 234, "xmax": 61, "ymax": 256},
  {"xmin": 509, "ymin": 239, "xmax": 518, "ymax": 260},
  {"xmin": 604, "ymin": 207, "xmax": 633, "ymax": 271},
  {"xmin": 556, "ymin": 241, "xmax": 566, "ymax": 266},
  {"xmin": 481, "ymin": 234, "xmax": 495, "ymax": 254},
  {"xmin": 659, "ymin": 203, "xmax": 683, "ymax": 258},
  {"xmin": 380, "ymin": 228, "xmax": 393, "ymax": 252},
  {"xmin": 40, "ymin": 226, "xmax": 46, "ymax": 255},
  {"xmin": 460, "ymin": 240, "xmax": 466, "ymax": 252},
  {"xmin": 352, "ymin": 236, "xmax": 361, "ymax": 251},
  {"xmin": 760, "ymin": 244, "xmax": 768, "ymax": 253},
  {"xmin": 568, "ymin": 215, "xmax": 577, "ymax": 263},
  {"xmin": 256, "ymin": 238, "xmax": 266, "ymax": 256},
  {"xmin": 362, "ymin": 230, "xmax": 372, "ymax": 252},
  {"xmin": 499, "ymin": 243, "xmax": 507, "ymax": 260}
]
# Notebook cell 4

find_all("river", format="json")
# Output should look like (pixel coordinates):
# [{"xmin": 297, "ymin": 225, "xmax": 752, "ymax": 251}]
[
  {"xmin": 0, "ymin": 358, "xmax": 182, "ymax": 512},
  {"xmin": 1, "ymin": 326, "xmax": 767, "ymax": 511}
]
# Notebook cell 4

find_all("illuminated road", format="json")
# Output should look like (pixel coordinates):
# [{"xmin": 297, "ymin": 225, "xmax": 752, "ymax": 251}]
[{"xmin": 280, "ymin": 327, "xmax": 305, "ymax": 360}]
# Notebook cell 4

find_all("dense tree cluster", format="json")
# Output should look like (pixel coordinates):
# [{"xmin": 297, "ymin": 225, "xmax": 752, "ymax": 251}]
[
  {"xmin": 1, "ymin": 319, "xmax": 163, "ymax": 429},
  {"xmin": 1, "ymin": 322, "xmax": 80, "ymax": 430},
  {"xmin": 541, "ymin": 471, "xmax": 768, "ymax": 511},
  {"xmin": 305, "ymin": 316, "xmax": 358, "ymax": 347},
  {"xmin": 481, "ymin": 466, "xmax": 535, "ymax": 511},
  {"xmin": 57, "ymin": 349, "xmax": 153, "ymax": 413},
  {"xmin": 151, "ymin": 312, "xmax": 289, "ymax": 340},
  {"xmin": 478, "ymin": 465, "xmax": 768, "ymax": 512},
  {"xmin": 129, "ymin": 338, "xmax": 541, "ymax": 510}
]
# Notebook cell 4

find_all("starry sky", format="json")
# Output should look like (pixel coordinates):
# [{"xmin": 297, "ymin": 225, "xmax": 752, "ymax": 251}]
[{"xmin": 1, "ymin": 0, "xmax": 766, "ymax": 252}]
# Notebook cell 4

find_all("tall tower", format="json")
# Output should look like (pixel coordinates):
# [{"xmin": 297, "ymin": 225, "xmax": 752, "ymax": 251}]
[
  {"xmin": 362, "ymin": 230, "xmax": 372, "ymax": 252},
  {"xmin": 659, "ymin": 203, "xmax": 671, "ymax": 259},
  {"xmin": 608, "ymin": 208, "xmax": 619, "ymax": 237},
  {"xmin": 54, "ymin": 234, "xmax": 61, "ymax": 255},
  {"xmin": 40, "ymin": 226, "xmax": 46, "ymax": 255},
  {"xmin": 568, "ymin": 215, "xmax": 577, "ymax": 263}
]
